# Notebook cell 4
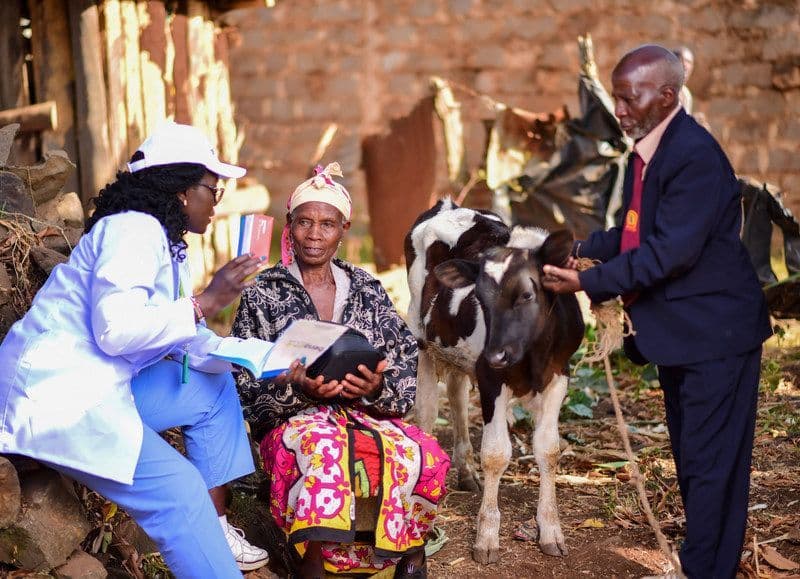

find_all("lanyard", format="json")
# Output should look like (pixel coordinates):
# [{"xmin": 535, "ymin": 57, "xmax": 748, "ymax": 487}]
[{"xmin": 178, "ymin": 276, "xmax": 190, "ymax": 385}]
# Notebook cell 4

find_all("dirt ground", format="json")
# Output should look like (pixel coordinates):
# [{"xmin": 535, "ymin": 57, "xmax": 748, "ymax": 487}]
[
  {"xmin": 12, "ymin": 319, "xmax": 794, "ymax": 579},
  {"xmin": 420, "ymin": 335, "xmax": 800, "ymax": 579},
  {"xmin": 238, "ymin": 330, "xmax": 799, "ymax": 579}
]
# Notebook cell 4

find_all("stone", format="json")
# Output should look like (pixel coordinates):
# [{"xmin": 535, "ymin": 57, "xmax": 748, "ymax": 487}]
[
  {"xmin": 727, "ymin": 120, "xmax": 772, "ymax": 143},
  {"xmin": 784, "ymin": 119, "xmax": 800, "ymax": 142},
  {"xmin": 510, "ymin": 15, "xmax": 557, "ymax": 41},
  {"xmin": 772, "ymin": 57, "xmax": 800, "ymax": 91},
  {"xmin": 0, "ymin": 456, "xmax": 21, "ymax": 527},
  {"xmin": 385, "ymin": 24, "xmax": 417, "ymax": 45},
  {"xmin": 4, "ymin": 151, "xmax": 75, "ymax": 206},
  {"xmin": 769, "ymin": 148, "xmax": 799, "ymax": 173},
  {"xmin": 0, "ymin": 263, "xmax": 12, "ymax": 306},
  {"xmin": 707, "ymin": 97, "xmax": 746, "ymax": 119},
  {"xmin": 0, "ymin": 171, "xmax": 36, "ymax": 218},
  {"xmin": 35, "ymin": 192, "xmax": 84, "ymax": 228},
  {"xmin": 469, "ymin": 45, "xmax": 507, "ymax": 69},
  {"xmin": 410, "ymin": 2, "xmax": 437, "ymax": 19},
  {"xmin": 682, "ymin": 6, "xmax": 725, "ymax": 32},
  {"xmin": 111, "ymin": 518, "xmax": 158, "ymax": 558},
  {"xmin": 30, "ymin": 245, "xmax": 68, "ymax": 275},
  {"xmin": 538, "ymin": 43, "xmax": 575, "ymax": 70},
  {"xmin": 745, "ymin": 90, "xmax": 786, "ymax": 116},
  {"xmin": 549, "ymin": 0, "xmax": 597, "ymax": 13},
  {"xmin": 382, "ymin": 51, "xmax": 408, "ymax": 73},
  {"xmin": 754, "ymin": 4, "xmax": 797, "ymax": 29},
  {"xmin": 244, "ymin": 565, "xmax": 281, "ymax": 578},
  {"xmin": 0, "ymin": 469, "xmax": 92, "ymax": 571},
  {"xmin": 722, "ymin": 62, "xmax": 773, "ymax": 89},
  {"xmin": 53, "ymin": 549, "xmax": 107, "ymax": 579},
  {"xmin": 42, "ymin": 226, "xmax": 83, "ymax": 257},
  {"xmin": 0, "ymin": 124, "xmax": 20, "ymax": 167},
  {"xmin": 764, "ymin": 33, "xmax": 800, "ymax": 60},
  {"xmin": 0, "ymin": 303, "xmax": 18, "ymax": 340}
]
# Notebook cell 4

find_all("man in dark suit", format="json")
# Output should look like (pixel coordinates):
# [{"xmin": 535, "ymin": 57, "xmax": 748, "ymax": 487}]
[{"xmin": 543, "ymin": 45, "xmax": 771, "ymax": 578}]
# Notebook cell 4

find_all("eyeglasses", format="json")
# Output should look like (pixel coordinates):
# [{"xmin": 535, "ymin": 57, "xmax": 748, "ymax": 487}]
[{"xmin": 195, "ymin": 183, "xmax": 225, "ymax": 205}]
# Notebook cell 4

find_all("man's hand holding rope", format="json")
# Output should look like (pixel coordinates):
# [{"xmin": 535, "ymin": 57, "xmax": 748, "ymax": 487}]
[{"xmin": 543, "ymin": 256, "xmax": 582, "ymax": 294}]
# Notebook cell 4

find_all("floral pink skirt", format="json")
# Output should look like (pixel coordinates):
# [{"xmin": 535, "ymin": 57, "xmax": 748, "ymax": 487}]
[{"xmin": 260, "ymin": 405, "xmax": 449, "ymax": 574}]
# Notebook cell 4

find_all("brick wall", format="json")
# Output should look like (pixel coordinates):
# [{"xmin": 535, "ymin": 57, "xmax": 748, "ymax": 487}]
[{"xmin": 223, "ymin": 0, "xmax": 800, "ymax": 241}]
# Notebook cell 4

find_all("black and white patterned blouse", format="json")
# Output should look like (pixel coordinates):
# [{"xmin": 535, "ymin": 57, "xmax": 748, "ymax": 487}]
[{"xmin": 231, "ymin": 259, "xmax": 419, "ymax": 436}]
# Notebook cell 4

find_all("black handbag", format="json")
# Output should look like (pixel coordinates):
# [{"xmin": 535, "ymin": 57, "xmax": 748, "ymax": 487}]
[{"xmin": 305, "ymin": 327, "xmax": 382, "ymax": 382}]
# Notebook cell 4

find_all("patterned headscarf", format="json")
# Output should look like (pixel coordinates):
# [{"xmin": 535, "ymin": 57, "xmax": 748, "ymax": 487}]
[{"xmin": 281, "ymin": 162, "xmax": 352, "ymax": 265}]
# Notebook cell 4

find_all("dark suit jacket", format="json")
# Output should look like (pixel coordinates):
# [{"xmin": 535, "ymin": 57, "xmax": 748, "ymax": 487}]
[{"xmin": 577, "ymin": 109, "xmax": 771, "ymax": 366}]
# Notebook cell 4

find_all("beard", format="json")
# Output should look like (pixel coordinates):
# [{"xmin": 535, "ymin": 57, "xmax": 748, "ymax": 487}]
[{"xmin": 624, "ymin": 108, "xmax": 667, "ymax": 140}]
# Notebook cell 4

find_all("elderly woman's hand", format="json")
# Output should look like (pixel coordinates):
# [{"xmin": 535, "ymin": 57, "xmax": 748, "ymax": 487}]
[
  {"xmin": 339, "ymin": 359, "xmax": 388, "ymax": 400},
  {"xmin": 277, "ymin": 359, "xmax": 344, "ymax": 399}
]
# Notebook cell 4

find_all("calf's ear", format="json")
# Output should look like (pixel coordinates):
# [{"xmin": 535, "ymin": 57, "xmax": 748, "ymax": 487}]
[
  {"xmin": 538, "ymin": 229, "xmax": 574, "ymax": 266},
  {"xmin": 434, "ymin": 259, "xmax": 480, "ymax": 288}
]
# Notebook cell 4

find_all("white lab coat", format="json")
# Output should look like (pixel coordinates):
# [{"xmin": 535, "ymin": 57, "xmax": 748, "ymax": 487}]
[{"xmin": 0, "ymin": 211, "xmax": 231, "ymax": 484}]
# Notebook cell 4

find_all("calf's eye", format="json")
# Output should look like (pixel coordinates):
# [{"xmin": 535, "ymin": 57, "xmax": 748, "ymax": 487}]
[{"xmin": 519, "ymin": 291, "xmax": 534, "ymax": 303}]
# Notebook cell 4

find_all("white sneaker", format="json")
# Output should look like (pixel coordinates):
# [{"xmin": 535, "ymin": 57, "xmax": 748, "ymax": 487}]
[{"xmin": 223, "ymin": 522, "xmax": 269, "ymax": 571}]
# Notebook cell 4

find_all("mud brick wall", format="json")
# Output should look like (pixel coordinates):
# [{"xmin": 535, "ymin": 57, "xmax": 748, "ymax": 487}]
[{"xmin": 223, "ymin": 0, "xmax": 800, "ymax": 251}]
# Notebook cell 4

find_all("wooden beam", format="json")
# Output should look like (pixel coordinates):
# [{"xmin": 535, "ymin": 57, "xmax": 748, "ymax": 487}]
[
  {"xmin": 28, "ymin": 0, "xmax": 79, "ymax": 194},
  {"xmin": 0, "ymin": 102, "xmax": 58, "ymax": 133},
  {"xmin": 210, "ymin": 0, "xmax": 275, "ymax": 12},
  {"xmin": 67, "ymin": 0, "xmax": 114, "ymax": 203}
]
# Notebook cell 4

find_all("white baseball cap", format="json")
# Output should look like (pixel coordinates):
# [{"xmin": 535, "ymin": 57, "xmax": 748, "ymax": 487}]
[{"xmin": 127, "ymin": 121, "xmax": 246, "ymax": 179}]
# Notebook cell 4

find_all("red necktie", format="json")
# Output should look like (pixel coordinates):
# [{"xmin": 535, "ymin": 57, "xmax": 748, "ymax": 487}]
[
  {"xmin": 620, "ymin": 153, "xmax": 644, "ymax": 306},
  {"xmin": 620, "ymin": 152, "xmax": 644, "ymax": 253}
]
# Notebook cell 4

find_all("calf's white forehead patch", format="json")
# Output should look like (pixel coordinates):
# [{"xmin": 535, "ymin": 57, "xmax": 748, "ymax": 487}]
[
  {"xmin": 508, "ymin": 226, "xmax": 548, "ymax": 250},
  {"xmin": 448, "ymin": 285, "xmax": 473, "ymax": 316},
  {"xmin": 484, "ymin": 253, "xmax": 513, "ymax": 284}
]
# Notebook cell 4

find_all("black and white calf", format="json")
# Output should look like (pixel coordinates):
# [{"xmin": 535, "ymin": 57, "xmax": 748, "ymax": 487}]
[{"xmin": 404, "ymin": 199, "xmax": 584, "ymax": 563}]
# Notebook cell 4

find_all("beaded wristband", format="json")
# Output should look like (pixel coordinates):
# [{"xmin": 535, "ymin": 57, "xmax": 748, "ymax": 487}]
[{"xmin": 189, "ymin": 296, "xmax": 205, "ymax": 323}]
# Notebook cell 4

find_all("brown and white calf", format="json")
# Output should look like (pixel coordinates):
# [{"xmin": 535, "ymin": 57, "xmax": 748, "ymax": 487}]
[{"xmin": 404, "ymin": 199, "xmax": 584, "ymax": 563}]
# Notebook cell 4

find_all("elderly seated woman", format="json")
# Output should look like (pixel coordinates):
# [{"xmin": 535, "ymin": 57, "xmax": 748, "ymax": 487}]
[{"xmin": 232, "ymin": 163, "xmax": 449, "ymax": 578}]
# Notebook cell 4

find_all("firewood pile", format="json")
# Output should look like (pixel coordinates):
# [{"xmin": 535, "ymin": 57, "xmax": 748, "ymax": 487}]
[{"xmin": 0, "ymin": 123, "xmax": 83, "ymax": 341}]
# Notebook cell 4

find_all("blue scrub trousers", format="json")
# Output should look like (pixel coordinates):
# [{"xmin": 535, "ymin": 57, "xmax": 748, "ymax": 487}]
[
  {"xmin": 49, "ymin": 360, "xmax": 254, "ymax": 578},
  {"xmin": 658, "ymin": 347, "xmax": 761, "ymax": 579}
]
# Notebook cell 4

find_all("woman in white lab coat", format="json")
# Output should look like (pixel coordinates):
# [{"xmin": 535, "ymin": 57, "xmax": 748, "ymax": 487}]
[{"xmin": 0, "ymin": 123, "xmax": 268, "ymax": 577}]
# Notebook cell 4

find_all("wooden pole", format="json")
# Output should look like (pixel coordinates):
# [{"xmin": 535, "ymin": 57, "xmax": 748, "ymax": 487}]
[
  {"xmin": 0, "ymin": 2, "xmax": 26, "ymax": 111},
  {"xmin": 214, "ymin": 29, "xmax": 240, "ymax": 166},
  {"xmin": 0, "ymin": 102, "xmax": 58, "ymax": 133},
  {"xmin": 138, "ymin": 0, "xmax": 168, "ymax": 135},
  {"xmin": 100, "ymin": 0, "xmax": 129, "ymax": 172},
  {"xmin": 162, "ymin": 1, "xmax": 176, "ymax": 120},
  {"xmin": 185, "ymin": 1, "xmax": 216, "ymax": 286},
  {"xmin": 170, "ymin": 13, "xmax": 190, "ymax": 124},
  {"xmin": 120, "ymin": 0, "xmax": 145, "ymax": 154},
  {"xmin": 67, "ymin": 0, "xmax": 115, "ymax": 203},
  {"xmin": 186, "ymin": 1, "xmax": 215, "ymax": 138},
  {"xmin": 29, "ymin": 0, "xmax": 80, "ymax": 194}
]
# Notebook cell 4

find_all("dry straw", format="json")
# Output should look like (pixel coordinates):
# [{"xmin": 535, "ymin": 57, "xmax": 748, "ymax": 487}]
[
  {"xmin": 0, "ymin": 211, "xmax": 71, "ymax": 317},
  {"xmin": 573, "ymin": 257, "xmax": 634, "ymax": 364}
]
